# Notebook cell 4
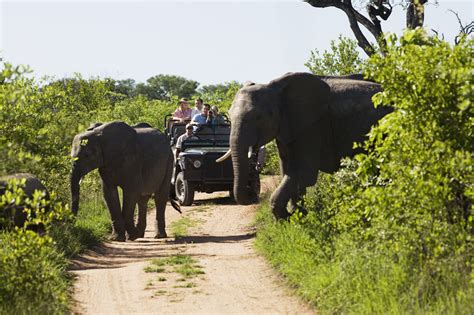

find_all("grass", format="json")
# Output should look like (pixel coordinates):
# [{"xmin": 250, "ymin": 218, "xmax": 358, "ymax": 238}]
[
  {"xmin": 144, "ymin": 265, "xmax": 166, "ymax": 273},
  {"xmin": 174, "ymin": 282, "xmax": 196, "ymax": 289},
  {"xmin": 254, "ymin": 197, "xmax": 474, "ymax": 314},
  {"xmin": 144, "ymin": 254, "xmax": 205, "ymax": 284},
  {"xmin": 169, "ymin": 216, "xmax": 199, "ymax": 238},
  {"xmin": 50, "ymin": 193, "xmax": 111, "ymax": 258}
]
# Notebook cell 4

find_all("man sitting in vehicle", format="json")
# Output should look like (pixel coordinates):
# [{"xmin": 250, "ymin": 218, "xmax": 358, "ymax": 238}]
[
  {"xmin": 175, "ymin": 123, "xmax": 198, "ymax": 158},
  {"xmin": 191, "ymin": 98, "xmax": 203, "ymax": 119},
  {"xmin": 191, "ymin": 103, "xmax": 211, "ymax": 126}
]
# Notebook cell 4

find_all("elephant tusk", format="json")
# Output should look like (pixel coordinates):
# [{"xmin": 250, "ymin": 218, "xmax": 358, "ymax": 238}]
[
  {"xmin": 248, "ymin": 146, "xmax": 253, "ymax": 159},
  {"xmin": 216, "ymin": 149, "xmax": 232, "ymax": 163},
  {"xmin": 79, "ymin": 177, "xmax": 83, "ymax": 185}
]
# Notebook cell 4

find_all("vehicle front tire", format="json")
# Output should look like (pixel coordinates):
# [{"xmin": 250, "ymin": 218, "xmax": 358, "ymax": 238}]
[{"xmin": 175, "ymin": 172, "xmax": 194, "ymax": 206}]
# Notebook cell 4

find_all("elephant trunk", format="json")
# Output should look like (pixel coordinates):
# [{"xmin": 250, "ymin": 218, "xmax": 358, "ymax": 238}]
[
  {"xmin": 70, "ymin": 164, "xmax": 85, "ymax": 215},
  {"xmin": 230, "ymin": 127, "xmax": 255, "ymax": 205}
]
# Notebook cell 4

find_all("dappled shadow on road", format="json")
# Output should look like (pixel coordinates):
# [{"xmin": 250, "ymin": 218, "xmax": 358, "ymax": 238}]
[
  {"xmin": 173, "ymin": 232, "xmax": 256, "ymax": 244},
  {"xmin": 192, "ymin": 195, "xmax": 235, "ymax": 206},
  {"xmin": 69, "ymin": 231, "xmax": 256, "ymax": 271},
  {"xmin": 68, "ymin": 238, "xmax": 186, "ymax": 271}
]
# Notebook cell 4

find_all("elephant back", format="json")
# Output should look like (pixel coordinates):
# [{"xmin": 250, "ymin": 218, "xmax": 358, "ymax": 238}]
[
  {"xmin": 323, "ymin": 78, "xmax": 388, "ymax": 159},
  {"xmin": 95, "ymin": 121, "xmax": 139, "ymax": 170}
]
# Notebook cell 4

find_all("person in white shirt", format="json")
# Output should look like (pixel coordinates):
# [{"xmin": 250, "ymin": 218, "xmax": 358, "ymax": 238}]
[
  {"xmin": 175, "ymin": 124, "xmax": 198, "ymax": 158},
  {"xmin": 191, "ymin": 98, "xmax": 203, "ymax": 120}
]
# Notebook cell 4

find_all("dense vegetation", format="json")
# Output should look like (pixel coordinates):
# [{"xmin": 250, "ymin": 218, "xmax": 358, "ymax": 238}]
[
  {"xmin": 256, "ymin": 30, "xmax": 473, "ymax": 313},
  {"xmin": 1, "ymin": 27, "xmax": 472, "ymax": 313}
]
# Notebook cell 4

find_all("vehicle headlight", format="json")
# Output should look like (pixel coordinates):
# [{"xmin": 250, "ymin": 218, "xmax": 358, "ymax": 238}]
[{"xmin": 193, "ymin": 160, "xmax": 202, "ymax": 168}]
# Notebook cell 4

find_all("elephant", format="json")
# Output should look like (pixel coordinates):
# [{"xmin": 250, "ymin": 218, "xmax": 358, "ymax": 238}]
[
  {"xmin": 0, "ymin": 173, "xmax": 49, "ymax": 232},
  {"xmin": 70, "ymin": 121, "xmax": 180, "ymax": 241},
  {"xmin": 217, "ymin": 72, "xmax": 391, "ymax": 219}
]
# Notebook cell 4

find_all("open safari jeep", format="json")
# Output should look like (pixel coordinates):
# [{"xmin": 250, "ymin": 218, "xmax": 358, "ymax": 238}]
[{"xmin": 164, "ymin": 115, "xmax": 260, "ymax": 206}]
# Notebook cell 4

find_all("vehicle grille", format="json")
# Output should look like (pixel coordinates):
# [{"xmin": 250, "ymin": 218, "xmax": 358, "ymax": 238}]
[{"xmin": 203, "ymin": 154, "xmax": 233, "ymax": 180}]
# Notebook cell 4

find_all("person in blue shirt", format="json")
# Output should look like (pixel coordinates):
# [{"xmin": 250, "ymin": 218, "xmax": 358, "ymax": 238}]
[{"xmin": 191, "ymin": 103, "xmax": 211, "ymax": 125}]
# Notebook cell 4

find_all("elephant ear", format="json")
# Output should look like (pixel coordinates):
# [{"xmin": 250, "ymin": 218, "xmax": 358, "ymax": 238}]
[
  {"xmin": 95, "ymin": 121, "xmax": 138, "ymax": 170},
  {"xmin": 268, "ymin": 72, "xmax": 331, "ymax": 144}
]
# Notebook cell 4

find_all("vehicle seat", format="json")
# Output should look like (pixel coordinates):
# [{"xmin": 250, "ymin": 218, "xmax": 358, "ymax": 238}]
[{"xmin": 171, "ymin": 124, "xmax": 187, "ymax": 145}]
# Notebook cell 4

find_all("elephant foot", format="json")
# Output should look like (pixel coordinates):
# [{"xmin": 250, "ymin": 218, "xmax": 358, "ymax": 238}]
[
  {"xmin": 154, "ymin": 232, "xmax": 167, "ymax": 239},
  {"xmin": 135, "ymin": 225, "xmax": 146, "ymax": 239},
  {"xmin": 127, "ymin": 231, "xmax": 140, "ymax": 241},
  {"xmin": 109, "ymin": 233, "xmax": 126, "ymax": 242},
  {"xmin": 271, "ymin": 207, "xmax": 291, "ymax": 221}
]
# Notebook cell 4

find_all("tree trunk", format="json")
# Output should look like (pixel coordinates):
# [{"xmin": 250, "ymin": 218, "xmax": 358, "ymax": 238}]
[{"xmin": 407, "ymin": 0, "xmax": 427, "ymax": 29}]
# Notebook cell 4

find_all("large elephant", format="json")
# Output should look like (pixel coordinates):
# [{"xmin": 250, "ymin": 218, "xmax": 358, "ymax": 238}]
[
  {"xmin": 70, "ymin": 121, "xmax": 180, "ymax": 241},
  {"xmin": 0, "ymin": 173, "xmax": 49, "ymax": 231},
  {"xmin": 218, "ymin": 72, "xmax": 391, "ymax": 219}
]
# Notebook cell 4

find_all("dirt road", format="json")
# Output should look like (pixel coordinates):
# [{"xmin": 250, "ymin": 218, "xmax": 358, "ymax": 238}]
[{"xmin": 71, "ymin": 178, "xmax": 313, "ymax": 314}]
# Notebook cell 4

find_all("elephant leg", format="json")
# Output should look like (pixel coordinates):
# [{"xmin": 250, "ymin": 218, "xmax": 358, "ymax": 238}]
[
  {"xmin": 153, "ymin": 193, "xmax": 168, "ymax": 239},
  {"xmin": 270, "ymin": 174, "xmax": 298, "ymax": 220},
  {"xmin": 154, "ymin": 157, "xmax": 173, "ymax": 239},
  {"xmin": 102, "ymin": 182, "xmax": 126, "ymax": 242},
  {"xmin": 136, "ymin": 195, "xmax": 150, "ymax": 238},
  {"xmin": 122, "ymin": 191, "xmax": 140, "ymax": 241}
]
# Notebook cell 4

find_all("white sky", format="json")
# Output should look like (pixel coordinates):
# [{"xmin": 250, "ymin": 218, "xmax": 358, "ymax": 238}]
[{"xmin": 1, "ymin": 0, "xmax": 472, "ymax": 86}]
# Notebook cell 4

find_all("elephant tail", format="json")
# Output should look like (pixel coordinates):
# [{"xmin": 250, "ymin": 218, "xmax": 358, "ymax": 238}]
[{"xmin": 169, "ymin": 195, "xmax": 182, "ymax": 213}]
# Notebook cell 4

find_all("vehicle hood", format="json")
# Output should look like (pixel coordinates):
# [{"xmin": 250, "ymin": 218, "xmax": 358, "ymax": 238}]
[{"xmin": 182, "ymin": 147, "xmax": 230, "ymax": 155}]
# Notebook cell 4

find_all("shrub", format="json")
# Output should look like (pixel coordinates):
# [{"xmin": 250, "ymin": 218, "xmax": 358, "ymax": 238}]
[
  {"xmin": 0, "ymin": 230, "xmax": 69, "ymax": 314},
  {"xmin": 0, "ymin": 180, "xmax": 71, "ymax": 314},
  {"xmin": 256, "ymin": 30, "xmax": 473, "ymax": 314}
]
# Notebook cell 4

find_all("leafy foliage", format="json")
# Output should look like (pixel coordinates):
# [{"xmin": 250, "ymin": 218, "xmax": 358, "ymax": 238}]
[
  {"xmin": 136, "ymin": 74, "xmax": 199, "ymax": 100},
  {"xmin": 0, "ymin": 179, "xmax": 71, "ymax": 314},
  {"xmin": 0, "ymin": 230, "xmax": 69, "ymax": 315},
  {"xmin": 257, "ymin": 31, "xmax": 473, "ymax": 313},
  {"xmin": 305, "ymin": 35, "xmax": 365, "ymax": 75}
]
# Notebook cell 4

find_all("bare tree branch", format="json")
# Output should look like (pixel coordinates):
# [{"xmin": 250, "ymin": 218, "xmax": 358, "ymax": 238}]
[
  {"xmin": 448, "ymin": 9, "xmax": 474, "ymax": 44},
  {"xmin": 305, "ymin": 0, "xmax": 379, "ymax": 56},
  {"xmin": 306, "ymin": 0, "xmax": 431, "ymax": 56}
]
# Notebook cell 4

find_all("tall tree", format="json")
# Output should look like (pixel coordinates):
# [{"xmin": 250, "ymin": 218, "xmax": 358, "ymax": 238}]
[
  {"xmin": 305, "ymin": 0, "xmax": 429, "ymax": 56},
  {"xmin": 198, "ymin": 81, "xmax": 241, "ymax": 95},
  {"xmin": 145, "ymin": 74, "xmax": 199, "ymax": 100}
]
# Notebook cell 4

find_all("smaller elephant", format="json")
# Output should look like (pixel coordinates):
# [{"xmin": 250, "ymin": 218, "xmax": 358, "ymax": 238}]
[
  {"xmin": 70, "ymin": 121, "xmax": 180, "ymax": 242},
  {"xmin": 0, "ymin": 173, "xmax": 49, "ymax": 232}
]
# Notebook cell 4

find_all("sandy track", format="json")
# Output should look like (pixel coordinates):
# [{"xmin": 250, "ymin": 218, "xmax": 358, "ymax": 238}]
[{"xmin": 71, "ymin": 178, "xmax": 313, "ymax": 314}]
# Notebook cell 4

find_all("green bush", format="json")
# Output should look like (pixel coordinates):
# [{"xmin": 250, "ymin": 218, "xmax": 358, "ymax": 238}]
[
  {"xmin": 0, "ymin": 230, "xmax": 69, "ymax": 315},
  {"xmin": 256, "ymin": 30, "xmax": 473, "ymax": 314},
  {"xmin": 305, "ymin": 35, "xmax": 365, "ymax": 76},
  {"xmin": 0, "ymin": 180, "xmax": 71, "ymax": 314}
]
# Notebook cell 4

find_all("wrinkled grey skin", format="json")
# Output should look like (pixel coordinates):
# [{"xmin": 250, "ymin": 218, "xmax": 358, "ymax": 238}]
[
  {"xmin": 228, "ymin": 72, "xmax": 391, "ymax": 219},
  {"xmin": 70, "ymin": 121, "xmax": 177, "ymax": 241},
  {"xmin": 0, "ymin": 173, "xmax": 49, "ymax": 231}
]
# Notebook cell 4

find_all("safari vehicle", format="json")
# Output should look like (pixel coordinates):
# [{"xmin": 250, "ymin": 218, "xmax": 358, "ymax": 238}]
[{"xmin": 164, "ymin": 115, "xmax": 260, "ymax": 206}]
